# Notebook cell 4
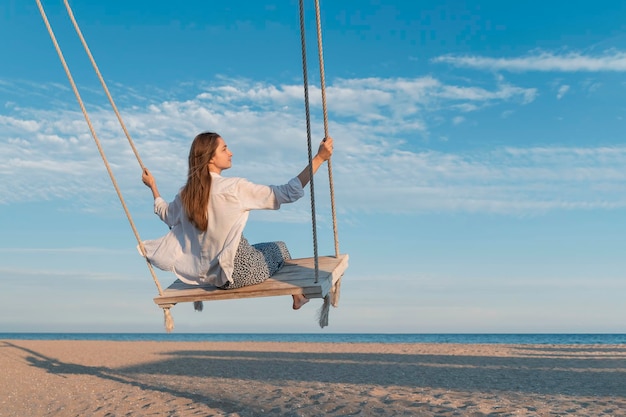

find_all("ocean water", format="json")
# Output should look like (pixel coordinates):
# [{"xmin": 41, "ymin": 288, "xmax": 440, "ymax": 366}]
[{"xmin": 0, "ymin": 333, "xmax": 625, "ymax": 344}]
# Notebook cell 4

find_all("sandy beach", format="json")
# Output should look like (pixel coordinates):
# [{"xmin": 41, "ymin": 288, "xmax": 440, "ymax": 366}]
[{"xmin": 0, "ymin": 340, "xmax": 625, "ymax": 416}]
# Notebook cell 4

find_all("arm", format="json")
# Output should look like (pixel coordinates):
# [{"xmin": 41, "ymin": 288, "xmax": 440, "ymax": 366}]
[
  {"xmin": 238, "ymin": 137, "xmax": 334, "ymax": 209},
  {"xmin": 142, "ymin": 168, "xmax": 181, "ymax": 227},
  {"xmin": 297, "ymin": 136, "xmax": 333, "ymax": 188}
]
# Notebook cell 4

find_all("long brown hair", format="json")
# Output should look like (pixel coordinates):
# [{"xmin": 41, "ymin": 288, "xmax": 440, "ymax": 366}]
[{"xmin": 180, "ymin": 132, "xmax": 221, "ymax": 231}]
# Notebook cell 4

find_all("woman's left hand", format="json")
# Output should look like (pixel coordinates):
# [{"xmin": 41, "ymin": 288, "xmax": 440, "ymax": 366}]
[
  {"xmin": 142, "ymin": 168, "xmax": 156, "ymax": 188},
  {"xmin": 317, "ymin": 136, "xmax": 334, "ymax": 161}
]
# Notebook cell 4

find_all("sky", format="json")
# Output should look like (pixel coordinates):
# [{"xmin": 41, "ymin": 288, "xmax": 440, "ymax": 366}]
[{"xmin": 2, "ymin": 0, "xmax": 626, "ymax": 334}]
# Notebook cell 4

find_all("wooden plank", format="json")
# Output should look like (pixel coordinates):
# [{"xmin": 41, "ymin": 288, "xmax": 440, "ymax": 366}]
[{"xmin": 153, "ymin": 254, "xmax": 348, "ymax": 307}]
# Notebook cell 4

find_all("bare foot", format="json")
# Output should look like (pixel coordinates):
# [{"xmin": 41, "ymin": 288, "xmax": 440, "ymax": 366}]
[{"xmin": 292, "ymin": 294, "xmax": 309, "ymax": 310}]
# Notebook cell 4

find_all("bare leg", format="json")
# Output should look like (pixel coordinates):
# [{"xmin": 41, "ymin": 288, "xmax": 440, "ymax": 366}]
[{"xmin": 292, "ymin": 294, "xmax": 309, "ymax": 310}]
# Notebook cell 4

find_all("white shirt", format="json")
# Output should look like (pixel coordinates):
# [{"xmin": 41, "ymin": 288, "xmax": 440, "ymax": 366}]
[{"xmin": 140, "ymin": 172, "xmax": 304, "ymax": 286}]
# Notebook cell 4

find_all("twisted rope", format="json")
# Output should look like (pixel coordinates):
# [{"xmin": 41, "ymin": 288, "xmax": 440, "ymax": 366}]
[
  {"xmin": 63, "ymin": 0, "xmax": 146, "ymax": 170},
  {"xmin": 36, "ymin": 0, "xmax": 172, "ymax": 330},
  {"xmin": 312, "ymin": 0, "xmax": 342, "ymax": 327},
  {"xmin": 314, "ymin": 0, "xmax": 340, "ymax": 257},
  {"xmin": 298, "ymin": 0, "xmax": 320, "ymax": 284}
]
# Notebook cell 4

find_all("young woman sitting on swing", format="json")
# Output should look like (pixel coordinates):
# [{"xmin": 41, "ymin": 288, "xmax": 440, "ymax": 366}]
[{"xmin": 140, "ymin": 131, "xmax": 334, "ymax": 310}]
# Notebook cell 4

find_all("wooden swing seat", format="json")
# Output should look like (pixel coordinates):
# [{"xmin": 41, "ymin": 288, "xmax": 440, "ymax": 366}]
[{"xmin": 153, "ymin": 254, "xmax": 349, "ymax": 308}]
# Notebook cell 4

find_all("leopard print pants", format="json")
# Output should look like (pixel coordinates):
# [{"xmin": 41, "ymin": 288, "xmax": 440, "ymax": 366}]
[{"xmin": 221, "ymin": 235, "xmax": 291, "ymax": 289}]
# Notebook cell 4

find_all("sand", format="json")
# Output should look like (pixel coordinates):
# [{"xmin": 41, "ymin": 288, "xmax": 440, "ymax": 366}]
[{"xmin": 0, "ymin": 340, "xmax": 625, "ymax": 416}]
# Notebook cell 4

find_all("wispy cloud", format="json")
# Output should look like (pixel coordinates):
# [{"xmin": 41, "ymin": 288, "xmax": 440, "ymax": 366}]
[
  {"xmin": 1, "ymin": 75, "xmax": 623, "ymax": 216},
  {"xmin": 433, "ymin": 50, "xmax": 626, "ymax": 72},
  {"xmin": 337, "ymin": 144, "xmax": 626, "ymax": 215},
  {"xmin": 329, "ymin": 76, "xmax": 536, "ymax": 120},
  {"xmin": 556, "ymin": 84, "xmax": 570, "ymax": 99}
]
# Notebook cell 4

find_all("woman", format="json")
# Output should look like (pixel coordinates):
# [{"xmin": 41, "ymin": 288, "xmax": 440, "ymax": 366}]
[{"xmin": 141, "ymin": 131, "xmax": 333, "ymax": 310}]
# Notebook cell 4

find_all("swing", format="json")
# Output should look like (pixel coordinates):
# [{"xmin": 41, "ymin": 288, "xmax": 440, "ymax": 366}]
[{"xmin": 36, "ymin": 0, "xmax": 349, "ymax": 332}]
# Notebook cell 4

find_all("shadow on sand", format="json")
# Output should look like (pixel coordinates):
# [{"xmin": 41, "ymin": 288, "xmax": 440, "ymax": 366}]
[{"xmin": 3, "ymin": 340, "xmax": 625, "ymax": 415}]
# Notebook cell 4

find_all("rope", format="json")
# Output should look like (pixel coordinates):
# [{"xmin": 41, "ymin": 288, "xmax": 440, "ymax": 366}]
[
  {"xmin": 62, "ymin": 0, "xmax": 145, "ymax": 170},
  {"xmin": 312, "ymin": 0, "xmax": 342, "ymax": 327},
  {"xmin": 35, "ymin": 1, "xmax": 166, "ymax": 303},
  {"xmin": 313, "ymin": 0, "xmax": 340, "ymax": 258},
  {"xmin": 298, "ymin": 0, "xmax": 320, "ymax": 284}
]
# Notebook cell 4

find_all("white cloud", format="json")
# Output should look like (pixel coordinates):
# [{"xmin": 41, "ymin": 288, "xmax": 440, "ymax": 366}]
[
  {"xmin": 335, "ymin": 144, "xmax": 626, "ymax": 215},
  {"xmin": 0, "ymin": 75, "xmax": 623, "ymax": 216},
  {"xmin": 556, "ymin": 84, "xmax": 570, "ymax": 99},
  {"xmin": 581, "ymin": 78, "xmax": 602, "ymax": 94},
  {"xmin": 433, "ymin": 50, "xmax": 626, "ymax": 72},
  {"xmin": 329, "ymin": 76, "xmax": 536, "ymax": 120},
  {"xmin": 0, "ymin": 115, "xmax": 40, "ymax": 132}
]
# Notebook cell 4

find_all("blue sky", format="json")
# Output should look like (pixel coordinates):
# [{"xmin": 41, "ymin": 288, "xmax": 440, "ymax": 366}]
[{"xmin": 2, "ymin": 0, "xmax": 626, "ymax": 333}]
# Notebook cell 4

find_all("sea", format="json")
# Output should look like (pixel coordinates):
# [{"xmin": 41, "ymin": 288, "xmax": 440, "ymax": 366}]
[{"xmin": 0, "ymin": 333, "xmax": 625, "ymax": 344}]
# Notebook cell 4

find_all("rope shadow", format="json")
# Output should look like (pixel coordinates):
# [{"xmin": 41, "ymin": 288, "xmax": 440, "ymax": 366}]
[{"xmin": 1, "ymin": 341, "xmax": 243, "ymax": 415}]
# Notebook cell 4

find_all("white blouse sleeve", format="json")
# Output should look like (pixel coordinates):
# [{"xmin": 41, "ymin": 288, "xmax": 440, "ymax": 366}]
[
  {"xmin": 154, "ymin": 195, "xmax": 183, "ymax": 228},
  {"xmin": 237, "ymin": 176, "xmax": 304, "ymax": 210}
]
